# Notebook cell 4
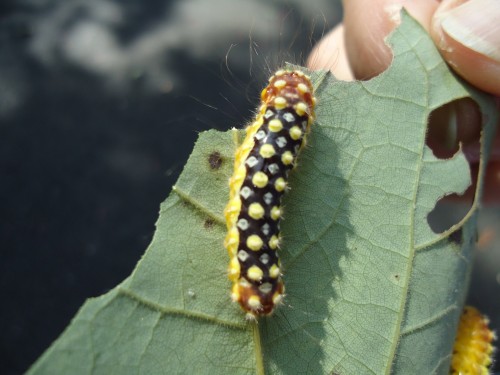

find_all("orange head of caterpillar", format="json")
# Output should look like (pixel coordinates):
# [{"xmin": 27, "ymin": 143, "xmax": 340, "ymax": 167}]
[{"xmin": 261, "ymin": 69, "xmax": 316, "ymax": 122}]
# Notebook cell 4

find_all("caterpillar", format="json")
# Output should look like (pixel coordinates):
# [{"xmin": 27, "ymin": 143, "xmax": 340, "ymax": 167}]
[
  {"xmin": 224, "ymin": 69, "xmax": 316, "ymax": 318},
  {"xmin": 450, "ymin": 306, "xmax": 496, "ymax": 375}
]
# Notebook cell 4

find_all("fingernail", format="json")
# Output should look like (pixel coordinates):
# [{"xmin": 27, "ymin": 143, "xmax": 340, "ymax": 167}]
[{"xmin": 439, "ymin": 0, "xmax": 500, "ymax": 62}]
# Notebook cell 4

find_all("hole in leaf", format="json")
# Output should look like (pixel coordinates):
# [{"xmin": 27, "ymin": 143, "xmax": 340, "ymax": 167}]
[
  {"xmin": 426, "ymin": 98, "xmax": 482, "ymax": 235},
  {"xmin": 427, "ymin": 197, "xmax": 472, "ymax": 235},
  {"xmin": 426, "ymin": 98, "xmax": 481, "ymax": 160},
  {"xmin": 208, "ymin": 151, "xmax": 223, "ymax": 170}
]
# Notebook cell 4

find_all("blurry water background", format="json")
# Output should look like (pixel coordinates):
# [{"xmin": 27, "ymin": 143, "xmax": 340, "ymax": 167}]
[{"xmin": 0, "ymin": 1, "xmax": 498, "ymax": 374}]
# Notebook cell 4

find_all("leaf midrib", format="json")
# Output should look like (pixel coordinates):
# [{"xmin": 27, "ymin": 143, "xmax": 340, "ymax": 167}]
[{"xmin": 383, "ymin": 37, "xmax": 430, "ymax": 374}]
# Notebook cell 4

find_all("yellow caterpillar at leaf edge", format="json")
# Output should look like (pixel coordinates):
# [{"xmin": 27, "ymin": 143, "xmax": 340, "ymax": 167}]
[
  {"xmin": 224, "ymin": 69, "xmax": 316, "ymax": 318},
  {"xmin": 450, "ymin": 306, "xmax": 496, "ymax": 375}
]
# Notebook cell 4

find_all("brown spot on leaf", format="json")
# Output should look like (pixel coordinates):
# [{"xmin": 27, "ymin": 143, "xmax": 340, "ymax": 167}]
[
  {"xmin": 204, "ymin": 218, "xmax": 215, "ymax": 229},
  {"xmin": 208, "ymin": 151, "xmax": 223, "ymax": 170}
]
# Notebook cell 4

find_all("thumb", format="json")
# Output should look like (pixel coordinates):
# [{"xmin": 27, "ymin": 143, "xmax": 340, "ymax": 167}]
[{"xmin": 431, "ymin": 0, "xmax": 500, "ymax": 95}]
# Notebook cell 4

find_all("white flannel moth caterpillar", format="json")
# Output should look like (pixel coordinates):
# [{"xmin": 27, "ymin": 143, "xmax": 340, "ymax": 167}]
[{"xmin": 224, "ymin": 69, "xmax": 316, "ymax": 317}]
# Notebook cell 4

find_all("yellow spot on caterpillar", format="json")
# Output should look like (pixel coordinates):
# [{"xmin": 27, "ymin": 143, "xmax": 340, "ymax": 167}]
[
  {"xmin": 247, "ymin": 234, "xmax": 263, "ymax": 251},
  {"xmin": 269, "ymin": 235, "xmax": 280, "ymax": 250},
  {"xmin": 248, "ymin": 202, "xmax": 265, "ymax": 220},
  {"xmin": 268, "ymin": 119, "xmax": 283, "ymax": 132},
  {"xmin": 295, "ymin": 102, "xmax": 308, "ymax": 116},
  {"xmin": 252, "ymin": 171, "xmax": 268, "ymax": 188},
  {"xmin": 281, "ymin": 151, "xmax": 294, "ymax": 165},
  {"xmin": 247, "ymin": 295, "xmax": 262, "ymax": 309},
  {"xmin": 275, "ymin": 177, "xmax": 286, "ymax": 192},
  {"xmin": 247, "ymin": 265, "xmax": 264, "ymax": 281},
  {"xmin": 289, "ymin": 126, "xmax": 302, "ymax": 140},
  {"xmin": 297, "ymin": 83, "xmax": 309, "ymax": 94},
  {"xmin": 274, "ymin": 97, "xmax": 287, "ymax": 110},
  {"xmin": 269, "ymin": 264, "xmax": 280, "ymax": 278},
  {"xmin": 273, "ymin": 79, "xmax": 286, "ymax": 88},
  {"xmin": 272, "ymin": 291, "xmax": 283, "ymax": 305},
  {"xmin": 260, "ymin": 144, "xmax": 276, "ymax": 158},
  {"xmin": 270, "ymin": 206, "xmax": 281, "ymax": 221}
]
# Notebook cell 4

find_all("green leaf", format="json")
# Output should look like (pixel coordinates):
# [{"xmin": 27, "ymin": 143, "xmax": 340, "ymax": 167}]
[{"xmin": 28, "ymin": 11, "xmax": 497, "ymax": 375}]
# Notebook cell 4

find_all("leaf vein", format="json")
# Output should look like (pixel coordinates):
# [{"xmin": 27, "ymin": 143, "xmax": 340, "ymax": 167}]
[{"xmin": 118, "ymin": 288, "xmax": 247, "ymax": 330}]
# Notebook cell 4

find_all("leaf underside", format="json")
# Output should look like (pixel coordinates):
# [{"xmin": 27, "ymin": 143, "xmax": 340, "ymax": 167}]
[{"xmin": 28, "ymin": 11, "xmax": 497, "ymax": 375}]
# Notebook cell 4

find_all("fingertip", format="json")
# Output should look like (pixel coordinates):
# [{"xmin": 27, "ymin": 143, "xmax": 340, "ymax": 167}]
[
  {"xmin": 343, "ymin": 0, "xmax": 395, "ymax": 80},
  {"xmin": 308, "ymin": 0, "xmax": 440, "ymax": 81},
  {"xmin": 343, "ymin": 0, "xmax": 438, "ymax": 79},
  {"xmin": 431, "ymin": 0, "xmax": 500, "ymax": 96},
  {"xmin": 307, "ymin": 25, "xmax": 354, "ymax": 81}
]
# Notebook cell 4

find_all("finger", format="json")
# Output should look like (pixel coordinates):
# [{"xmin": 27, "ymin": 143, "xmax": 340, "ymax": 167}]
[
  {"xmin": 307, "ymin": 25, "xmax": 354, "ymax": 80},
  {"xmin": 431, "ymin": 0, "xmax": 500, "ymax": 96},
  {"xmin": 307, "ymin": 0, "xmax": 438, "ymax": 78},
  {"xmin": 342, "ymin": 0, "xmax": 439, "ymax": 79}
]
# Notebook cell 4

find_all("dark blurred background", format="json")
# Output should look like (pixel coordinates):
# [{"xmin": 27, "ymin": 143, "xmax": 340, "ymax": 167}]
[{"xmin": 0, "ymin": 1, "xmax": 498, "ymax": 374}]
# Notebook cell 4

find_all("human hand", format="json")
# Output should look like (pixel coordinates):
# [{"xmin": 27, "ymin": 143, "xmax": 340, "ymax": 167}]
[{"xmin": 308, "ymin": 0, "xmax": 500, "ymax": 203}]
